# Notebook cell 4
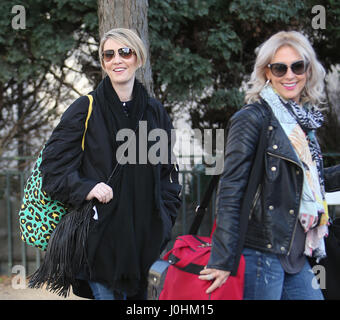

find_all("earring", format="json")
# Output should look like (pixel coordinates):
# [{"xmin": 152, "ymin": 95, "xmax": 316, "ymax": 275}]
[{"xmin": 264, "ymin": 79, "xmax": 270, "ymax": 88}]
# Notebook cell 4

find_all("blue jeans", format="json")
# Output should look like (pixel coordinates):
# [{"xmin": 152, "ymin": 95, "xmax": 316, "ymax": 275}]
[
  {"xmin": 242, "ymin": 248, "xmax": 324, "ymax": 300},
  {"xmin": 88, "ymin": 281, "xmax": 127, "ymax": 300}
]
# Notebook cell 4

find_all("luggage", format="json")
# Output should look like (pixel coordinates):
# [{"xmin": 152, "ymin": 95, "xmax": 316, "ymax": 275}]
[
  {"xmin": 147, "ymin": 259, "xmax": 171, "ymax": 300},
  {"xmin": 159, "ymin": 234, "xmax": 245, "ymax": 300},
  {"xmin": 148, "ymin": 228, "xmax": 246, "ymax": 300}
]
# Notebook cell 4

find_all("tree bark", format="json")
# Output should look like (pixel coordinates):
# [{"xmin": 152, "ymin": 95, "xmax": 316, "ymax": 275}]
[{"xmin": 97, "ymin": 0, "xmax": 154, "ymax": 95}]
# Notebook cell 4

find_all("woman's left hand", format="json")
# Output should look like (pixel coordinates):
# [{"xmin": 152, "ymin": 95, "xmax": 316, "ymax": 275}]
[{"xmin": 198, "ymin": 267, "xmax": 231, "ymax": 294}]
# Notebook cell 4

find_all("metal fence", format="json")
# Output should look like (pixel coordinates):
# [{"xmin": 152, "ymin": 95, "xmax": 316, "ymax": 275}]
[
  {"xmin": 0, "ymin": 168, "xmax": 42, "ymax": 276},
  {"xmin": 0, "ymin": 164, "xmax": 216, "ymax": 276}
]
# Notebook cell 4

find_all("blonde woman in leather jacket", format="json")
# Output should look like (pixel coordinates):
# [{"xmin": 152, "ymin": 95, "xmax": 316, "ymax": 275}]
[{"xmin": 199, "ymin": 31, "xmax": 340, "ymax": 300}]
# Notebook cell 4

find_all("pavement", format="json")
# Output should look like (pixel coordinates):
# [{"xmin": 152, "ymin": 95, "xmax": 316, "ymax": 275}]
[{"xmin": 0, "ymin": 275, "xmax": 87, "ymax": 300}]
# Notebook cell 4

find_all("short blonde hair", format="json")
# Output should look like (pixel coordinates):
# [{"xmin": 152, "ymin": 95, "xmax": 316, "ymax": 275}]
[
  {"xmin": 99, "ymin": 28, "xmax": 147, "ymax": 70},
  {"xmin": 245, "ymin": 31, "xmax": 326, "ymax": 105}
]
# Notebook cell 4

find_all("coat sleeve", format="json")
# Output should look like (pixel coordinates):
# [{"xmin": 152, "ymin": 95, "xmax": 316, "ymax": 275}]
[
  {"xmin": 40, "ymin": 96, "xmax": 98, "ymax": 207},
  {"xmin": 207, "ymin": 106, "xmax": 263, "ymax": 272},
  {"xmin": 324, "ymin": 164, "xmax": 340, "ymax": 193}
]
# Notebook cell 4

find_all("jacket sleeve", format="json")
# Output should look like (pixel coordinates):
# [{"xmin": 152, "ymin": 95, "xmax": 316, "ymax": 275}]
[
  {"xmin": 207, "ymin": 106, "xmax": 263, "ymax": 272},
  {"xmin": 40, "ymin": 96, "xmax": 98, "ymax": 207},
  {"xmin": 324, "ymin": 164, "xmax": 340, "ymax": 192}
]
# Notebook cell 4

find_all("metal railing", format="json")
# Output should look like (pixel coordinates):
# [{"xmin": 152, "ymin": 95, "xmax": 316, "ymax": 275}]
[{"xmin": 0, "ymin": 169, "xmax": 43, "ymax": 276}]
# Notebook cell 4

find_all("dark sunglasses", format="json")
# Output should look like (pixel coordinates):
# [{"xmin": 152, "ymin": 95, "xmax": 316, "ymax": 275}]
[
  {"xmin": 267, "ymin": 60, "xmax": 308, "ymax": 77},
  {"xmin": 102, "ymin": 48, "xmax": 135, "ymax": 62}
]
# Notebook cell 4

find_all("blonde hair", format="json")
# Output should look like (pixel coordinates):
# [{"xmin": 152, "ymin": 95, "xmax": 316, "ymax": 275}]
[
  {"xmin": 245, "ymin": 31, "xmax": 326, "ymax": 105},
  {"xmin": 98, "ymin": 28, "xmax": 147, "ymax": 70}
]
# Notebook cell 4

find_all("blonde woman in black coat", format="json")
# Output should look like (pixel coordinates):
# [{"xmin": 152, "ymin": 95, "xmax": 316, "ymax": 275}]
[{"xmin": 39, "ymin": 28, "xmax": 181, "ymax": 300}]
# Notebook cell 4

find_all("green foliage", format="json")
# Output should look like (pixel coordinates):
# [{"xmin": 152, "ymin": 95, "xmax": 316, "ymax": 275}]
[
  {"xmin": 0, "ymin": 0, "xmax": 98, "ymax": 159},
  {"xmin": 0, "ymin": 0, "xmax": 98, "ymax": 83},
  {"xmin": 305, "ymin": 0, "xmax": 340, "ymax": 69},
  {"xmin": 229, "ymin": 0, "xmax": 305, "ymax": 23},
  {"xmin": 148, "ymin": 0, "xmax": 340, "ymax": 134}
]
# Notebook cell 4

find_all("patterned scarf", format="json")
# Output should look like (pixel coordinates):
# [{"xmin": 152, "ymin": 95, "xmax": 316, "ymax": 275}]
[
  {"xmin": 260, "ymin": 84, "xmax": 329, "ymax": 260},
  {"xmin": 283, "ymin": 99, "xmax": 325, "ymax": 193}
]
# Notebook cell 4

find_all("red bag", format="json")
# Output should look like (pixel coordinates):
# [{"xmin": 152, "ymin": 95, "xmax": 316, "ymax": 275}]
[{"xmin": 159, "ymin": 234, "xmax": 245, "ymax": 300}]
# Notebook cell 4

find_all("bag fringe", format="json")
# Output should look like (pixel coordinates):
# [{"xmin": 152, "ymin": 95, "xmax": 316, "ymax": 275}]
[{"xmin": 28, "ymin": 202, "xmax": 93, "ymax": 298}]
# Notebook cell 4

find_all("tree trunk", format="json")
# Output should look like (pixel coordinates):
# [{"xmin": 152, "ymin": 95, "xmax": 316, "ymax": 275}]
[{"xmin": 97, "ymin": 0, "xmax": 154, "ymax": 96}]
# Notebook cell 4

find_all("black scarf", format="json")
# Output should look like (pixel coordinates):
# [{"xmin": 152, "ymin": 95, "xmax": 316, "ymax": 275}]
[{"xmin": 86, "ymin": 76, "xmax": 164, "ymax": 296}]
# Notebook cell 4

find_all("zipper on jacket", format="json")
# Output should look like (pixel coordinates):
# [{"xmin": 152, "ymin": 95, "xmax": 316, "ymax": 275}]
[
  {"xmin": 287, "ymin": 213, "xmax": 300, "ymax": 256},
  {"xmin": 267, "ymin": 152, "xmax": 302, "ymax": 169},
  {"xmin": 249, "ymin": 184, "xmax": 262, "ymax": 220},
  {"xmin": 286, "ymin": 182, "xmax": 303, "ymax": 255}
]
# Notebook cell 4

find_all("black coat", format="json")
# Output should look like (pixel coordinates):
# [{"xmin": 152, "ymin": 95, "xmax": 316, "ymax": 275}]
[
  {"xmin": 41, "ymin": 93, "xmax": 181, "ymax": 248},
  {"xmin": 207, "ymin": 101, "xmax": 340, "ymax": 273},
  {"xmin": 41, "ymin": 87, "xmax": 181, "ymax": 298}
]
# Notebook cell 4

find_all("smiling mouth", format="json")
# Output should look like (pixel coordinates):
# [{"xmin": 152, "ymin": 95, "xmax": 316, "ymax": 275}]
[
  {"xmin": 113, "ymin": 68, "xmax": 126, "ymax": 72},
  {"xmin": 282, "ymin": 83, "xmax": 297, "ymax": 90}
]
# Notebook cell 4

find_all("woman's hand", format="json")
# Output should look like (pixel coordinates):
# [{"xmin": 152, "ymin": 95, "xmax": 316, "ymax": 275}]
[
  {"xmin": 198, "ymin": 267, "xmax": 231, "ymax": 294},
  {"xmin": 86, "ymin": 182, "xmax": 113, "ymax": 203}
]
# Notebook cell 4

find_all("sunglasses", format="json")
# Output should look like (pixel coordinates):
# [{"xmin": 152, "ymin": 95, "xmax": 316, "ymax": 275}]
[
  {"xmin": 102, "ymin": 48, "xmax": 135, "ymax": 62},
  {"xmin": 267, "ymin": 60, "xmax": 308, "ymax": 77}
]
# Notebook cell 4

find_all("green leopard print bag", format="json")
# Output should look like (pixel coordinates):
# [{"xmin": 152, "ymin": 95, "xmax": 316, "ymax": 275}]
[
  {"xmin": 19, "ymin": 149, "xmax": 68, "ymax": 250},
  {"xmin": 19, "ymin": 94, "xmax": 93, "ymax": 251}
]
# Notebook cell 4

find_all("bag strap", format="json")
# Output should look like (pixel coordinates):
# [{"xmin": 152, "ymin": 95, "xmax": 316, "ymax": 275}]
[
  {"xmin": 167, "ymin": 253, "xmax": 206, "ymax": 275},
  {"xmin": 81, "ymin": 94, "xmax": 94, "ymax": 151},
  {"xmin": 188, "ymin": 174, "xmax": 220, "ymax": 234}
]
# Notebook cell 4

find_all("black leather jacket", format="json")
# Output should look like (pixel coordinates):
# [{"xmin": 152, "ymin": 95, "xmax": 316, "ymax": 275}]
[{"xmin": 207, "ymin": 100, "xmax": 340, "ymax": 273}]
